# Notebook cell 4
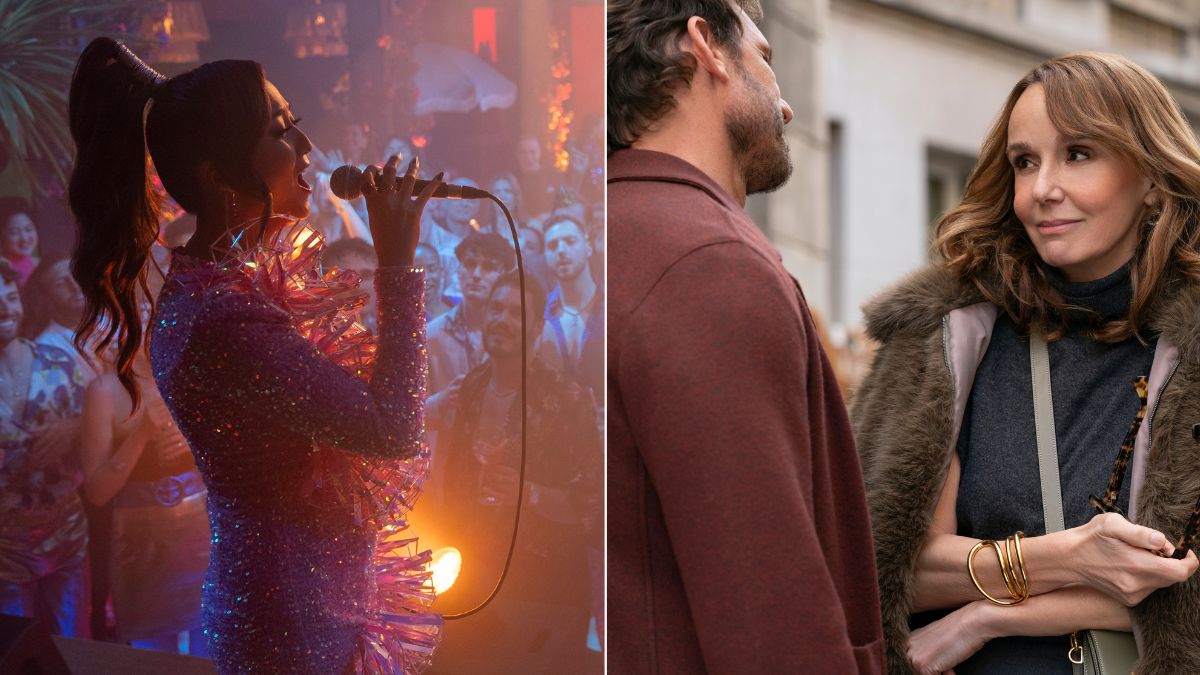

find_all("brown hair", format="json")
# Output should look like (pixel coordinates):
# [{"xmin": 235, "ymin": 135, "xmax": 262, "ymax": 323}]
[
  {"xmin": 607, "ymin": 0, "xmax": 762, "ymax": 153},
  {"xmin": 935, "ymin": 52, "xmax": 1200, "ymax": 342}
]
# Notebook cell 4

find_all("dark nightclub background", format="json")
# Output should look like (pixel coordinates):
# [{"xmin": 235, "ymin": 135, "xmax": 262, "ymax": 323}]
[{"xmin": 0, "ymin": 1, "xmax": 604, "ymax": 672}]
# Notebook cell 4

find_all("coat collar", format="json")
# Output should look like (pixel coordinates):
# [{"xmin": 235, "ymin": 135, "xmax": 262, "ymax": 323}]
[
  {"xmin": 862, "ymin": 264, "xmax": 1200, "ymax": 366},
  {"xmin": 607, "ymin": 148, "xmax": 744, "ymax": 215}
]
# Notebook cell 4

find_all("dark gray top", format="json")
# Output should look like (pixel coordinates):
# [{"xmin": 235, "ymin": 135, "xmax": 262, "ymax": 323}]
[{"xmin": 915, "ymin": 263, "xmax": 1154, "ymax": 674}]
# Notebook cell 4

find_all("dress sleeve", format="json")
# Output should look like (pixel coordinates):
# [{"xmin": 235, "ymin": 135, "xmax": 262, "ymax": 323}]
[
  {"xmin": 618, "ymin": 242, "xmax": 867, "ymax": 673},
  {"xmin": 198, "ymin": 267, "xmax": 427, "ymax": 459}
]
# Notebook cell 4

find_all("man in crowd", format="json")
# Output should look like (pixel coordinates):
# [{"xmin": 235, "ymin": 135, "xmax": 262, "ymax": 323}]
[
  {"xmin": 542, "ymin": 216, "xmax": 602, "ymax": 399},
  {"xmin": 421, "ymin": 175, "xmax": 485, "ymax": 302},
  {"xmin": 0, "ymin": 261, "xmax": 87, "ymax": 636},
  {"xmin": 516, "ymin": 137, "xmax": 556, "ymax": 217},
  {"xmin": 607, "ymin": 0, "xmax": 886, "ymax": 671},
  {"xmin": 430, "ymin": 271, "xmax": 600, "ymax": 672},
  {"xmin": 24, "ymin": 253, "xmax": 98, "ymax": 382},
  {"xmin": 516, "ymin": 226, "xmax": 552, "ymax": 293},
  {"xmin": 426, "ymin": 232, "xmax": 513, "ymax": 394},
  {"xmin": 323, "ymin": 238, "xmax": 379, "ymax": 334},
  {"xmin": 415, "ymin": 243, "xmax": 453, "ymax": 323}
]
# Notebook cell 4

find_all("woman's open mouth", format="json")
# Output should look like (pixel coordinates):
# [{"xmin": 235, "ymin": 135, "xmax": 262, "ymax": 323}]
[{"xmin": 297, "ymin": 170, "xmax": 313, "ymax": 193}]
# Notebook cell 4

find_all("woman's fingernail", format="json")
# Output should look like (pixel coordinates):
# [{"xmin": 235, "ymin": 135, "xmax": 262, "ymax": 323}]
[
  {"xmin": 434, "ymin": 171, "xmax": 445, "ymax": 181},
  {"xmin": 408, "ymin": 157, "xmax": 418, "ymax": 173}
]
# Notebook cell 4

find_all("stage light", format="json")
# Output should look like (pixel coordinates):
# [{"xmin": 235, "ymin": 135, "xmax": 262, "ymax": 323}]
[{"xmin": 430, "ymin": 547, "xmax": 462, "ymax": 595}]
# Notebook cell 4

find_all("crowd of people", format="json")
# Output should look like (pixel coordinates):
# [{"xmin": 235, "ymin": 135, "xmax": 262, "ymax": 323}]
[
  {"xmin": 305, "ymin": 122, "xmax": 605, "ymax": 669},
  {"xmin": 0, "ymin": 110, "xmax": 604, "ymax": 670}
]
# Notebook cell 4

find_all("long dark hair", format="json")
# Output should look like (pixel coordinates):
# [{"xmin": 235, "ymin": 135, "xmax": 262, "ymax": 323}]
[{"xmin": 68, "ymin": 37, "xmax": 271, "ymax": 406}]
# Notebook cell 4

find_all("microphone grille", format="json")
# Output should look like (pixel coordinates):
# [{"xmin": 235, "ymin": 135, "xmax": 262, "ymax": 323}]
[{"xmin": 329, "ymin": 165, "xmax": 362, "ymax": 200}]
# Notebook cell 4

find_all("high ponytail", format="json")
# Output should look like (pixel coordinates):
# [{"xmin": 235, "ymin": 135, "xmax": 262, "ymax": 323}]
[
  {"xmin": 68, "ymin": 39, "xmax": 271, "ymax": 408},
  {"xmin": 68, "ymin": 38, "xmax": 163, "ymax": 408}
]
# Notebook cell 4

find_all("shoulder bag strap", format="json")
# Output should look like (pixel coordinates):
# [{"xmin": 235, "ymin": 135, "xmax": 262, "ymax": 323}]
[{"xmin": 1030, "ymin": 329, "xmax": 1066, "ymax": 534}]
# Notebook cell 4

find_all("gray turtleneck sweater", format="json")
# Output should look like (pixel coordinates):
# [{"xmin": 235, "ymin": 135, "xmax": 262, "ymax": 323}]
[{"xmin": 921, "ymin": 263, "xmax": 1154, "ymax": 673}]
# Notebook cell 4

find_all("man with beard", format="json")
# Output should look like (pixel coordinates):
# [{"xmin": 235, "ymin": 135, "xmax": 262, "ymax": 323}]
[
  {"xmin": 0, "ymin": 261, "xmax": 88, "ymax": 636},
  {"xmin": 607, "ymin": 1, "xmax": 885, "ymax": 672},
  {"xmin": 542, "ymin": 215, "xmax": 602, "ymax": 399},
  {"xmin": 431, "ymin": 271, "xmax": 600, "ymax": 672}
]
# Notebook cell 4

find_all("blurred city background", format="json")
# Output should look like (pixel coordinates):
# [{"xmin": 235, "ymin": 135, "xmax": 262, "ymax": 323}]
[
  {"xmin": 0, "ymin": 1, "xmax": 603, "ymax": 672},
  {"xmin": 755, "ymin": 0, "xmax": 1200, "ymax": 391}
]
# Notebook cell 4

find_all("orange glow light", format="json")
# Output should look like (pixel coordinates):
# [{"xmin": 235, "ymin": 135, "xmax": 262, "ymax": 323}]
[{"xmin": 430, "ymin": 547, "xmax": 462, "ymax": 595}]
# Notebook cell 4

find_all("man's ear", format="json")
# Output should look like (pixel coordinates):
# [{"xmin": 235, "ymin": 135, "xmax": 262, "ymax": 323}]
[{"xmin": 680, "ymin": 16, "xmax": 734, "ymax": 84}]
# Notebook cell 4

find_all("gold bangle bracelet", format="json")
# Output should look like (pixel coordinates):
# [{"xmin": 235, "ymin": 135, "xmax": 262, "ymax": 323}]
[
  {"xmin": 998, "ymin": 537, "xmax": 1019, "ymax": 599},
  {"xmin": 968, "ymin": 540, "xmax": 1023, "ymax": 606},
  {"xmin": 1001, "ymin": 536, "xmax": 1029, "ymax": 601},
  {"xmin": 1010, "ymin": 531, "xmax": 1029, "ymax": 597}
]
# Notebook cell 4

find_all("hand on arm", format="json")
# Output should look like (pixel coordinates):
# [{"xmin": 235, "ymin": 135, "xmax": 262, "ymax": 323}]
[
  {"xmin": 906, "ymin": 586, "xmax": 1134, "ymax": 675},
  {"xmin": 912, "ymin": 453, "xmax": 1197, "ymax": 612}
]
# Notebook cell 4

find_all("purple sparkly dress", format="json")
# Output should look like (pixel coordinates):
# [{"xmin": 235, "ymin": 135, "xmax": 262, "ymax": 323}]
[{"xmin": 150, "ymin": 222, "xmax": 441, "ymax": 674}]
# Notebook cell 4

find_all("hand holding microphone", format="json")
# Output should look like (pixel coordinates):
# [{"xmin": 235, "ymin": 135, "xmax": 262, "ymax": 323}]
[
  {"xmin": 330, "ymin": 163, "xmax": 490, "ymax": 201},
  {"xmin": 356, "ymin": 155, "xmax": 443, "ymax": 268}
]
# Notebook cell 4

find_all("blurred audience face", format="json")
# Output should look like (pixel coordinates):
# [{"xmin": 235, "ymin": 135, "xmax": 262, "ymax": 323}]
[
  {"xmin": 517, "ymin": 227, "xmax": 543, "ymax": 259},
  {"xmin": 588, "ymin": 201, "xmax": 604, "ymax": 233},
  {"xmin": 446, "ymin": 178, "xmax": 482, "ymax": 227},
  {"xmin": 491, "ymin": 177, "xmax": 517, "ymax": 213},
  {"xmin": 590, "ymin": 225, "xmax": 605, "ymax": 259},
  {"xmin": 458, "ymin": 249, "xmax": 505, "ymax": 305},
  {"xmin": 41, "ymin": 260, "xmax": 85, "ymax": 321},
  {"xmin": 2, "ymin": 213, "xmax": 38, "ymax": 259},
  {"xmin": 517, "ymin": 137, "xmax": 541, "ymax": 174},
  {"xmin": 544, "ymin": 219, "xmax": 592, "ymax": 283},
  {"xmin": 414, "ymin": 244, "xmax": 443, "ymax": 304},
  {"xmin": 343, "ymin": 123, "xmax": 369, "ymax": 160},
  {"xmin": 383, "ymin": 137, "xmax": 412, "ymax": 163},
  {"xmin": 0, "ymin": 276, "xmax": 21, "ymax": 345},
  {"xmin": 328, "ymin": 249, "xmax": 378, "ymax": 330}
]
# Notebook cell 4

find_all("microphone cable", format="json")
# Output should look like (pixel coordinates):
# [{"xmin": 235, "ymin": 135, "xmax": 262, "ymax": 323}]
[{"xmin": 441, "ymin": 192, "xmax": 527, "ymax": 620}]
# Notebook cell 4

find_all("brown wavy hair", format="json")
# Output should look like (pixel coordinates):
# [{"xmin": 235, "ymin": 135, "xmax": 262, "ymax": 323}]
[
  {"xmin": 607, "ymin": 0, "xmax": 762, "ymax": 153},
  {"xmin": 935, "ymin": 52, "xmax": 1200, "ymax": 342}
]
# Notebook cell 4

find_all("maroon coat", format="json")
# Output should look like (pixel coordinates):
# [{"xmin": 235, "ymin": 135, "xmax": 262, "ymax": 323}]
[{"xmin": 607, "ymin": 149, "xmax": 885, "ymax": 673}]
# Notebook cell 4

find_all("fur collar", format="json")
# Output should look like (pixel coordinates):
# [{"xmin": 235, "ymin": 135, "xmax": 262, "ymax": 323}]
[{"xmin": 862, "ymin": 265, "xmax": 1200, "ymax": 360}]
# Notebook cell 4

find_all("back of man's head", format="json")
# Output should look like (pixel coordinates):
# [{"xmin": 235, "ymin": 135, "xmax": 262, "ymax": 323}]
[
  {"xmin": 323, "ymin": 237, "xmax": 376, "ymax": 271},
  {"xmin": 607, "ymin": 0, "xmax": 762, "ymax": 153},
  {"xmin": 455, "ymin": 232, "xmax": 515, "ymax": 270}
]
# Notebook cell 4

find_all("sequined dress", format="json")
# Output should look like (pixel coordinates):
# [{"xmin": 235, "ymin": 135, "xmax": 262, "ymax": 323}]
[{"xmin": 149, "ymin": 221, "xmax": 441, "ymax": 673}]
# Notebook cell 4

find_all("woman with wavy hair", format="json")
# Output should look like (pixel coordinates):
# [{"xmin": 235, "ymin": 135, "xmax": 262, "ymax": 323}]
[
  {"xmin": 852, "ymin": 52, "xmax": 1200, "ymax": 673},
  {"xmin": 68, "ymin": 37, "xmax": 444, "ymax": 673}
]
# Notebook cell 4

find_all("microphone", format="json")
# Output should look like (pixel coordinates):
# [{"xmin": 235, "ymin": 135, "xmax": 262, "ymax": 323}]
[{"xmin": 329, "ymin": 164, "xmax": 491, "ymax": 200}]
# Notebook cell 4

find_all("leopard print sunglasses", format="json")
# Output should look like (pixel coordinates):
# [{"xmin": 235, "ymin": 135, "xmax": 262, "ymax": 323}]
[{"xmin": 1089, "ymin": 376, "xmax": 1199, "ymax": 560}]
